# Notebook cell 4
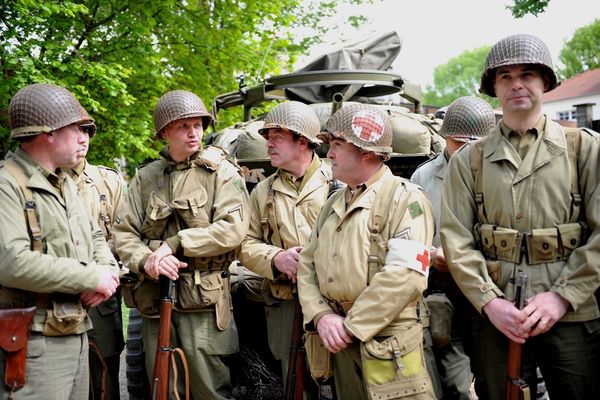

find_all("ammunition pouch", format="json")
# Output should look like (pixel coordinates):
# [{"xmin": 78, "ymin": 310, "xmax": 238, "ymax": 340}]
[
  {"xmin": 360, "ymin": 323, "xmax": 432, "ymax": 399},
  {"xmin": 42, "ymin": 299, "xmax": 86, "ymax": 337},
  {"xmin": 121, "ymin": 276, "xmax": 161, "ymax": 317},
  {"xmin": 304, "ymin": 332, "xmax": 333, "ymax": 384},
  {"xmin": 0, "ymin": 306, "xmax": 36, "ymax": 394},
  {"xmin": 264, "ymin": 279, "xmax": 295, "ymax": 301},
  {"xmin": 424, "ymin": 293, "xmax": 453, "ymax": 348},
  {"xmin": 475, "ymin": 223, "xmax": 583, "ymax": 265}
]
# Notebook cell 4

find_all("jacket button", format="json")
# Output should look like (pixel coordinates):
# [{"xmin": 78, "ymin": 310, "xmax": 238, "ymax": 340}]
[
  {"xmin": 327, "ymin": 277, "xmax": 333, "ymax": 283},
  {"xmin": 336, "ymin": 227, "xmax": 341, "ymax": 232},
  {"xmin": 516, "ymin": 214, "xmax": 523, "ymax": 220}
]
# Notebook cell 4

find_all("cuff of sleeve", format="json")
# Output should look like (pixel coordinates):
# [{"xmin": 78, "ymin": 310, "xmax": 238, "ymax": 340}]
[
  {"xmin": 165, "ymin": 236, "xmax": 181, "ymax": 253},
  {"xmin": 553, "ymin": 286, "xmax": 576, "ymax": 311},
  {"xmin": 479, "ymin": 288, "xmax": 502, "ymax": 314}
]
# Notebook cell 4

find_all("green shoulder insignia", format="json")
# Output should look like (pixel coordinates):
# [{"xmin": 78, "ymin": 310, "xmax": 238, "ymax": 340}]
[
  {"xmin": 233, "ymin": 177, "xmax": 245, "ymax": 193},
  {"xmin": 408, "ymin": 201, "xmax": 423, "ymax": 218}
]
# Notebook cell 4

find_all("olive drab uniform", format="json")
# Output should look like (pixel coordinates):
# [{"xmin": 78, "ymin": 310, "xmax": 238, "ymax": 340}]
[
  {"xmin": 239, "ymin": 154, "xmax": 332, "ymax": 381},
  {"xmin": 113, "ymin": 145, "xmax": 250, "ymax": 400},
  {"xmin": 298, "ymin": 166, "xmax": 436, "ymax": 400},
  {"xmin": 441, "ymin": 117, "xmax": 600, "ymax": 399},
  {"xmin": 68, "ymin": 159, "xmax": 126, "ymax": 400},
  {"xmin": 0, "ymin": 148, "xmax": 120, "ymax": 399}
]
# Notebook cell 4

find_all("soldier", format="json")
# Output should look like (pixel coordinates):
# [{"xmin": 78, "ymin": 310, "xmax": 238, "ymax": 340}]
[
  {"xmin": 441, "ymin": 34, "xmax": 600, "ymax": 399},
  {"xmin": 113, "ymin": 90, "xmax": 250, "ymax": 400},
  {"xmin": 238, "ymin": 101, "xmax": 333, "ymax": 392},
  {"xmin": 0, "ymin": 83, "xmax": 119, "ymax": 399},
  {"xmin": 67, "ymin": 128, "xmax": 126, "ymax": 400},
  {"xmin": 411, "ymin": 96, "xmax": 496, "ymax": 399},
  {"xmin": 297, "ymin": 104, "xmax": 436, "ymax": 399}
]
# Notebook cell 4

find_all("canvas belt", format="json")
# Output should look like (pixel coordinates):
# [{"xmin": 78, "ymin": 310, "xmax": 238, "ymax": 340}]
[
  {"xmin": 0, "ymin": 287, "xmax": 53, "ymax": 309},
  {"xmin": 475, "ymin": 222, "xmax": 584, "ymax": 265},
  {"xmin": 326, "ymin": 298, "xmax": 418, "ymax": 321},
  {"xmin": 184, "ymin": 251, "xmax": 236, "ymax": 273}
]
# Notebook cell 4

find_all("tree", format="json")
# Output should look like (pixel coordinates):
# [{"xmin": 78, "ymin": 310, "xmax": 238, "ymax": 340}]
[
  {"xmin": 423, "ymin": 46, "xmax": 496, "ymax": 108},
  {"xmin": 558, "ymin": 19, "xmax": 600, "ymax": 79},
  {"xmin": 0, "ymin": 0, "xmax": 372, "ymax": 171},
  {"xmin": 507, "ymin": 0, "xmax": 551, "ymax": 18}
]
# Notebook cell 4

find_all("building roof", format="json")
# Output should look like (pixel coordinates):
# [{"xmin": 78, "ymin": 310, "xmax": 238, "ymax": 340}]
[{"xmin": 544, "ymin": 68, "xmax": 600, "ymax": 103}]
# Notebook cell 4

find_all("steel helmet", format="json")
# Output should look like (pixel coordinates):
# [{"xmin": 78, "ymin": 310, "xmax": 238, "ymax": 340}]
[
  {"xmin": 439, "ymin": 96, "xmax": 496, "ymax": 138},
  {"xmin": 153, "ymin": 90, "xmax": 213, "ymax": 137},
  {"xmin": 9, "ymin": 83, "xmax": 95, "ymax": 139},
  {"xmin": 258, "ymin": 101, "xmax": 322, "ymax": 144},
  {"xmin": 321, "ymin": 103, "xmax": 393, "ymax": 155},
  {"xmin": 480, "ymin": 33, "xmax": 558, "ymax": 97}
]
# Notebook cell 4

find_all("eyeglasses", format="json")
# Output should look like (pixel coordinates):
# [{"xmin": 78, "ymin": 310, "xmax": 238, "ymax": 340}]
[{"xmin": 79, "ymin": 123, "xmax": 97, "ymax": 136}]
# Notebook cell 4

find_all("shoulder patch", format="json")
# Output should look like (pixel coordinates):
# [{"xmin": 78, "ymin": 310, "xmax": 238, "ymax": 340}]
[
  {"xmin": 233, "ymin": 178, "xmax": 245, "ymax": 193},
  {"xmin": 408, "ymin": 201, "xmax": 423, "ymax": 218}
]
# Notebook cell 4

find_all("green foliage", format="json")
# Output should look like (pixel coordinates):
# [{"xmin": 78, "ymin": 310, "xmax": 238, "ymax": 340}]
[
  {"xmin": 507, "ymin": 0, "xmax": 550, "ymax": 18},
  {"xmin": 423, "ymin": 46, "xmax": 497, "ymax": 108},
  {"xmin": 558, "ymin": 19, "xmax": 600, "ymax": 79},
  {"xmin": 0, "ymin": 0, "xmax": 371, "ymax": 172}
]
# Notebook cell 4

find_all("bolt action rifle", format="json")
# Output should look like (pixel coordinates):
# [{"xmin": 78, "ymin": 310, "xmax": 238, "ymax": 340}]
[
  {"xmin": 505, "ymin": 270, "xmax": 530, "ymax": 400},
  {"xmin": 151, "ymin": 276, "xmax": 189, "ymax": 400},
  {"xmin": 285, "ymin": 299, "xmax": 305, "ymax": 400}
]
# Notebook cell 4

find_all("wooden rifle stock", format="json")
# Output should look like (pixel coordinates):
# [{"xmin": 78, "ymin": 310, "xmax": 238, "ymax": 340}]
[
  {"xmin": 151, "ymin": 276, "xmax": 175, "ymax": 400},
  {"xmin": 285, "ymin": 299, "xmax": 305, "ymax": 400},
  {"xmin": 505, "ymin": 270, "xmax": 529, "ymax": 400}
]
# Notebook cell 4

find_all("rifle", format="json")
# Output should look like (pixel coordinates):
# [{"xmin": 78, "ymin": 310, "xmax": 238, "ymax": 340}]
[
  {"xmin": 285, "ymin": 299, "xmax": 305, "ymax": 400},
  {"xmin": 151, "ymin": 276, "xmax": 175, "ymax": 400},
  {"xmin": 505, "ymin": 270, "xmax": 530, "ymax": 400}
]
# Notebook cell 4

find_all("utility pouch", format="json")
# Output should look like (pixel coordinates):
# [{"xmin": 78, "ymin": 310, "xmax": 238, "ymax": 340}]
[
  {"xmin": 121, "ymin": 277, "xmax": 161, "ymax": 317},
  {"xmin": 304, "ymin": 332, "xmax": 333, "ymax": 384},
  {"xmin": 424, "ymin": 293, "xmax": 453, "ymax": 348},
  {"xmin": 0, "ymin": 306, "xmax": 36, "ymax": 393},
  {"xmin": 528, "ymin": 228, "xmax": 559, "ymax": 264},
  {"xmin": 360, "ymin": 324, "xmax": 432, "ymax": 399},
  {"xmin": 486, "ymin": 260, "xmax": 501, "ymax": 284},
  {"xmin": 42, "ymin": 300, "xmax": 86, "ymax": 336},
  {"xmin": 557, "ymin": 223, "xmax": 582, "ymax": 259},
  {"xmin": 176, "ymin": 270, "xmax": 223, "ymax": 311},
  {"xmin": 479, "ymin": 224, "xmax": 496, "ymax": 258}
]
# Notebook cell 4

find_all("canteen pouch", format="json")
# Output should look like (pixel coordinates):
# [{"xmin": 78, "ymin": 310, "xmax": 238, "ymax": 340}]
[
  {"xmin": 0, "ymin": 306, "xmax": 36, "ymax": 393},
  {"xmin": 486, "ymin": 260, "xmax": 501, "ymax": 284},
  {"xmin": 141, "ymin": 192, "xmax": 172, "ymax": 239},
  {"xmin": 121, "ymin": 277, "xmax": 161, "ymax": 317},
  {"xmin": 267, "ymin": 280, "xmax": 295, "ymax": 301},
  {"xmin": 171, "ymin": 187, "xmax": 210, "ymax": 229},
  {"xmin": 424, "ymin": 293, "xmax": 453, "ymax": 348},
  {"xmin": 43, "ymin": 300, "xmax": 86, "ymax": 336},
  {"xmin": 176, "ymin": 270, "xmax": 223, "ymax": 311},
  {"xmin": 215, "ymin": 274, "xmax": 232, "ymax": 331},
  {"xmin": 304, "ymin": 332, "xmax": 333, "ymax": 384},
  {"xmin": 361, "ymin": 324, "xmax": 431, "ymax": 399}
]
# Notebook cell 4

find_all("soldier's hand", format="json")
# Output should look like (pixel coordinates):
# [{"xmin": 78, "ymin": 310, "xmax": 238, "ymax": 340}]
[
  {"xmin": 430, "ymin": 247, "xmax": 449, "ymax": 272},
  {"xmin": 316, "ymin": 313, "xmax": 353, "ymax": 353},
  {"xmin": 80, "ymin": 292, "xmax": 106, "ymax": 307},
  {"xmin": 521, "ymin": 292, "xmax": 569, "ymax": 336},
  {"xmin": 144, "ymin": 243, "xmax": 187, "ymax": 280},
  {"xmin": 483, "ymin": 297, "xmax": 528, "ymax": 343},
  {"xmin": 273, "ymin": 246, "xmax": 302, "ymax": 282}
]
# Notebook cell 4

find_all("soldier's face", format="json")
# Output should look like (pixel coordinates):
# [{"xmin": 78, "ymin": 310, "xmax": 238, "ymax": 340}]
[
  {"xmin": 51, "ymin": 123, "xmax": 89, "ymax": 169},
  {"xmin": 265, "ymin": 128, "xmax": 304, "ymax": 170},
  {"xmin": 494, "ymin": 65, "xmax": 546, "ymax": 116},
  {"xmin": 327, "ymin": 137, "xmax": 364, "ymax": 185},
  {"xmin": 162, "ymin": 117, "xmax": 203, "ymax": 162}
]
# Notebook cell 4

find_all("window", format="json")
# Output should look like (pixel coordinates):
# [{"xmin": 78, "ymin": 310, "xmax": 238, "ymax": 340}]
[{"xmin": 557, "ymin": 110, "xmax": 577, "ymax": 121}]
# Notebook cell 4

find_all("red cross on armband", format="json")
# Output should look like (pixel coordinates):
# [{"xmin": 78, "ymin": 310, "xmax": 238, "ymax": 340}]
[{"xmin": 416, "ymin": 249, "xmax": 430, "ymax": 273}]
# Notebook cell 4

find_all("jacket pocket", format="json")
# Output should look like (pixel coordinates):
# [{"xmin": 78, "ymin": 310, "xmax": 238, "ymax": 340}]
[
  {"xmin": 141, "ymin": 192, "xmax": 172, "ymax": 239},
  {"xmin": 172, "ymin": 187, "xmax": 210, "ymax": 229}
]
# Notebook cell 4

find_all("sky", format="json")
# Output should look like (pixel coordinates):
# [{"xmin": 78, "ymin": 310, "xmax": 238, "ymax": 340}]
[{"xmin": 295, "ymin": 0, "xmax": 600, "ymax": 89}]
